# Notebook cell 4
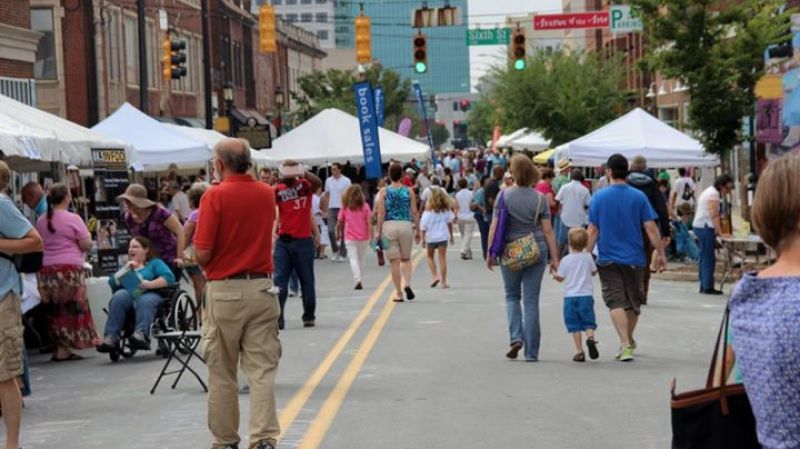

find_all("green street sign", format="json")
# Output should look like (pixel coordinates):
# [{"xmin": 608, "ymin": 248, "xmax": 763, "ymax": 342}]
[{"xmin": 466, "ymin": 28, "xmax": 511, "ymax": 46}]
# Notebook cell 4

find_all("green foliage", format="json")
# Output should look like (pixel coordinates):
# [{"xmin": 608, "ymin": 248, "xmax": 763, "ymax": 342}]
[
  {"xmin": 630, "ymin": 0, "xmax": 792, "ymax": 156},
  {"xmin": 469, "ymin": 51, "xmax": 628, "ymax": 147},
  {"xmin": 430, "ymin": 122, "xmax": 451, "ymax": 148},
  {"xmin": 290, "ymin": 66, "xmax": 412, "ymax": 127}
]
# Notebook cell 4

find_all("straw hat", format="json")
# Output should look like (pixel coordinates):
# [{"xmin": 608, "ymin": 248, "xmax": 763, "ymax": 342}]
[{"xmin": 117, "ymin": 184, "xmax": 155, "ymax": 209}]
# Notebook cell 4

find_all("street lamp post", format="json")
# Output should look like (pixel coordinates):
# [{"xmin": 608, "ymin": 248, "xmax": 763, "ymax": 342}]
[
  {"xmin": 223, "ymin": 83, "xmax": 235, "ymax": 137},
  {"xmin": 275, "ymin": 86, "xmax": 284, "ymax": 137}
]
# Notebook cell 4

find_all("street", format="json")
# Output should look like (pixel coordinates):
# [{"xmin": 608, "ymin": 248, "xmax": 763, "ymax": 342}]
[{"xmin": 8, "ymin": 238, "xmax": 724, "ymax": 449}]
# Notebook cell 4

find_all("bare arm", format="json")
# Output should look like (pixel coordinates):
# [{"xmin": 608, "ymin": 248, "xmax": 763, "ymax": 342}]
[
  {"xmin": 305, "ymin": 170, "xmax": 322, "ymax": 192},
  {"xmin": 587, "ymin": 224, "xmax": 599, "ymax": 255},
  {"xmin": 164, "ymin": 214, "xmax": 185, "ymax": 263},
  {"xmin": 0, "ymin": 228, "xmax": 43, "ymax": 254},
  {"xmin": 708, "ymin": 198, "xmax": 726, "ymax": 236},
  {"xmin": 375, "ymin": 189, "xmax": 386, "ymax": 238},
  {"xmin": 78, "ymin": 237, "xmax": 93, "ymax": 253},
  {"xmin": 409, "ymin": 188, "xmax": 421, "ymax": 243},
  {"xmin": 540, "ymin": 217, "xmax": 560, "ymax": 272},
  {"xmin": 311, "ymin": 206, "xmax": 320, "ymax": 244},
  {"xmin": 183, "ymin": 220, "xmax": 197, "ymax": 247},
  {"xmin": 644, "ymin": 220, "xmax": 667, "ymax": 272},
  {"xmin": 486, "ymin": 216, "xmax": 498, "ymax": 271}
]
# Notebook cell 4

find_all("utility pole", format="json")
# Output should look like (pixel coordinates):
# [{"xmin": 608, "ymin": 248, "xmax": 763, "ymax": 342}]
[
  {"xmin": 137, "ymin": 0, "xmax": 148, "ymax": 113},
  {"xmin": 202, "ymin": 0, "xmax": 212, "ymax": 129}
]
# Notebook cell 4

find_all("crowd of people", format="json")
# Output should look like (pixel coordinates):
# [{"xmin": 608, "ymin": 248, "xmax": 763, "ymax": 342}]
[{"xmin": 0, "ymin": 143, "xmax": 798, "ymax": 449}]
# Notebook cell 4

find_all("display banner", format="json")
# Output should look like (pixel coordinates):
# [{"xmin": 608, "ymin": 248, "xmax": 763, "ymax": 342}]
[
  {"xmin": 353, "ymin": 81, "xmax": 384, "ymax": 179},
  {"xmin": 374, "ymin": 87, "xmax": 385, "ymax": 128},
  {"xmin": 413, "ymin": 81, "xmax": 437, "ymax": 163},
  {"xmin": 91, "ymin": 148, "xmax": 131, "ymax": 276},
  {"xmin": 533, "ymin": 12, "xmax": 609, "ymax": 30}
]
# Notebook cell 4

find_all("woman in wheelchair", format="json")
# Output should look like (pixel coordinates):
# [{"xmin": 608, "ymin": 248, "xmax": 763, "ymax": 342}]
[{"xmin": 96, "ymin": 236, "xmax": 176, "ymax": 352}]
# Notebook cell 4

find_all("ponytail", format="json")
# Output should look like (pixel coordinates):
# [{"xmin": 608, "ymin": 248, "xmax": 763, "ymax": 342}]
[
  {"xmin": 45, "ymin": 183, "xmax": 69, "ymax": 234},
  {"xmin": 46, "ymin": 197, "xmax": 55, "ymax": 233}
]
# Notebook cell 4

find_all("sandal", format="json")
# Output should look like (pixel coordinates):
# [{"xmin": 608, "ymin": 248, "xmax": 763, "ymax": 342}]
[
  {"xmin": 393, "ymin": 297, "xmax": 404, "ymax": 303},
  {"xmin": 430, "ymin": 279, "xmax": 440, "ymax": 288},
  {"xmin": 572, "ymin": 352, "xmax": 586, "ymax": 362},
  {"xmin": 51, "ymin": 353, "xmax": 84, "ymax": 362}
]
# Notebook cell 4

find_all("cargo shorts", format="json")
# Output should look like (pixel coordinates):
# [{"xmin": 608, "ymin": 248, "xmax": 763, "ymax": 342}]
[
  {"xmin": 0, "ymin": 292, "xmax": 24, "ymax": 383},
  {"xmin": 597, "ymin": 263, "xmax": 645, "ymax": 316}
]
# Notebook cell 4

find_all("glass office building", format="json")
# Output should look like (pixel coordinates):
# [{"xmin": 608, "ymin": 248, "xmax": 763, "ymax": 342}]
[{"xmin": 335, "ymin": 0, "xmax": 470, "ymax": 94}]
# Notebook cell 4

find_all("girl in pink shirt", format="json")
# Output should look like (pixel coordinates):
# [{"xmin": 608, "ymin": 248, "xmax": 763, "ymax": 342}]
[{"xmin": 337, "ymin": 185, "xmax": 373, "ymax": 289}]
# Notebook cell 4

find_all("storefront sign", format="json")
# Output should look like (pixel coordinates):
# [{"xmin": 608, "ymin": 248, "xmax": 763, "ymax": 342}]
[
  {"xmin": 756, "ymin": 99, "xmax": 782, "ymax": 144},
  {"xmin": 353, "ymin": 81, "xmax": 383, "ymax": 179},
  {"xmin": 609, "ymin": 5, "xmax": 643, "ymax": 33},
  {"xmin": 91, "ymin": 148, "xmax": 131, "ymax": 276},
  {"xmin": 237, "ymin": 124, "xmax": 271, "ymax": 150},
  {"xmin": 533, "ymin": 12, "xmax": 609, "ymax": 31},
  {"xmin": 466, "ymin": 28, "xmax": 511, "ymax": 46}
]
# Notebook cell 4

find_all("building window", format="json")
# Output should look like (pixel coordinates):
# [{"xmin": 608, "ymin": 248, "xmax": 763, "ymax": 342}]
[
  {"xmin": 316, "ymin": 0, "xmax": 327, "ymax": 4},
  {"xmin": 103, "ymin": 9, "xmax": 122, "ymax": 82},
  {"xmin": 301, "ymin": 0, "xmax": 312, "ymax": 4},
  {"xmin": 124, "ymin": 16, "xmax": 139, "ymax": 85},
  {"xmin": 301, "ymin": 13, "xmax": 312, "ymax": 23},
  {"xmin": 286, "ymin": 13, "xmax": 297, "ymax": 22},
  {"xmin": 452, "ymin": 101, "xmax": 458, "ymax": 111},
  {"xmin": 286, "ymin": 0, "xmax": 297, "ymax": 4},
  {"xmin": 315, "ymin": 12, "xmax": 327, "ymax": 23},
  {"xmin": 146, "ymin": 21, "xmax": 158, "ymax": 88},
  {"xmin": 31, "ymin": 8, "xmax": 57, "ymax": 79},
  {"xmin": 316, "ymin": 30, "xmax": 328, "ymax": 40},
  {"xmin": 273, "ymin": 0, "xmax": 282, "ymax": 4},
  {"xmin": 233, "ymin": 42, "xmax": 243, "ymax": 87}
]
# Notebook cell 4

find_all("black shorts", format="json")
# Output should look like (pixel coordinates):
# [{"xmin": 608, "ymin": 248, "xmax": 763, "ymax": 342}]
[
  {"xmin": 597, "ymin": 263, "xmax": 645, "ymax": 315},
  {"xmin": 427, "ymin": 241, "xmax": 448, "ymax": 249}
]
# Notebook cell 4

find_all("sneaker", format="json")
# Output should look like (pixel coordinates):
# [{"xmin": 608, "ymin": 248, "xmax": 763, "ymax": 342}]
[
  {"xmin": 616, "ymin": 346, "xmax": 634, "ymax": 362},
  {"xmin": 631, "ymin": 340, "xmax": 637, "ymax": 352},
  {"xmin": 572, "ymin": 352, "xmax": 586, "ymax": 362},
  {"xmin": 700, "ymin": 288, "xmax": 724, "ymax": 295},
  {"xmin": 130, "ymin": 331, "xmax": 150, "ymax": 350},
  {"xmin": 330, "ymin": 254, "xmax": 340, "ymax": 262},
  {"xmin": 354, "ymin": 282, "xmax": 363, "ymax": 290},
  {"xmin": 303, "ymin": 320, "xmax": 315, "ymax": 328},
  {"xmin": 586, "ymin": 337, "xmax": 599, "ymax": 360},
  {"xmin": 96, "ymin": 335, "xmax": 119, "ymax": 353},
  {"xmin": 505, "ymin": 341, "xmax": 523, "ymax": 359},
  {"xmin": 288, "ymin": 290, "xmax": 298, "ymax": 298}
]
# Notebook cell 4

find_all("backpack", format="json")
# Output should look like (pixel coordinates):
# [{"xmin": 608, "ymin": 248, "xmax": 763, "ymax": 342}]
[{"xmin": 0, "ymin": 251, "xmax": 44, "ymax": 274}]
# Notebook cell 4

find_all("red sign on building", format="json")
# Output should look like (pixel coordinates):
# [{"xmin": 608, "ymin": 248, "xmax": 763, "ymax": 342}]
[{"xmin": 533, "ymin": 12, "xmax": 610, "ymax": 30}]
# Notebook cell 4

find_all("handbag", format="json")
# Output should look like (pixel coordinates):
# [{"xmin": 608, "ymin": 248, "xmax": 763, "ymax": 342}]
[
  {"xmin": 488, "ymin": 191, "xmax": 508, "ymax": 260},
  {"xmin": 499, "ymin": 194, "xmax": 543, "ymax": 272},
  {"xmin": 670, "ymin": 305, "xmax": 760, "ymax": 449}
]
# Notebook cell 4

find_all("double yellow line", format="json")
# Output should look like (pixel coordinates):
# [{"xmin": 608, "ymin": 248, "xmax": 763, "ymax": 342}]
[{"xmin": 278, "ymin": 251, "xmax": 425, "ymax": 447}]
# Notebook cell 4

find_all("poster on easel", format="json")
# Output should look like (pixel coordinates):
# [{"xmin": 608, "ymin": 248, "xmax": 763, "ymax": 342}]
[{"xmin": 91, "ymin": 149, "xmax": 131, "ymax": 276}]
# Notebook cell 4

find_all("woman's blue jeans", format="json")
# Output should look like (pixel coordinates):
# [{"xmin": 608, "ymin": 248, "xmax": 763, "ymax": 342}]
[
  {"xmin": 695, "ymin": 226, "xmax": 717, "ymax": 291},
  {"xmin": 104, "ymin": 289, "xmax": 163, "ymax": 338},
  {"xmin": 475, "ymin": 212, "xmax": 490, "ymax": 260},
  {"xmin": 500, "ymin": 248, "xmax": 548, "ymax": 361}
]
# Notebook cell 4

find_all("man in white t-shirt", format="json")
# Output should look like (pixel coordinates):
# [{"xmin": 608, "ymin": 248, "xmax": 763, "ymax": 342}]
[
  {"xmin": 555, "ymin": 169, "xmax": 591, "ymax": 254},
  {"xmin": 453, "ymin": 178, "xmax": 476, "ymax": 259},
  {"xmin": 670, "ymin": 168, "xmax": 696, "ymax": 219},
  {"xmin": 692, "ymin": 174, "xmax": 734, "ymax": 295},
  {"xmin": 323, "ymin": 163, "xmax": 352, "ymax": 261},
  {"xmin": 420, "ymin": 177, "xmax": 445, "ymax": 210},
  {"xmin": 165, "ymin": 181, "xmax": 191, "ymax": 222}
]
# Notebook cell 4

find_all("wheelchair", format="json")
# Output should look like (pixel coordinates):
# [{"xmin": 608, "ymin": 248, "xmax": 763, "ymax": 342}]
[{"xmin": 105, "ymin": 285, "xmax": 199, "ymax": 363}]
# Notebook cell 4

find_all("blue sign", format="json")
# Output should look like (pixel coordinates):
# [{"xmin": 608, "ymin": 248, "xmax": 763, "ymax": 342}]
[
  {"xmin": 413, "ymin": 81, "xmax": 437, "ymax": 163},
  {"xmin": 374, "ymin": 87, "xmax": 385, "ymax": 128},
  {"xmin": 353, "ymin": 81, "xmax": 383, "ymax": 180}
]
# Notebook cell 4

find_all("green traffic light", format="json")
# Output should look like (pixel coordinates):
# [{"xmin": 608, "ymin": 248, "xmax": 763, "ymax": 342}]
[
  {"xmin": 514, "ymin": 59, "xmax": 526, "ymax": 71},
  {"xmin": 415, "ymin": 61, "xmax": 427, "ymax": 73}
]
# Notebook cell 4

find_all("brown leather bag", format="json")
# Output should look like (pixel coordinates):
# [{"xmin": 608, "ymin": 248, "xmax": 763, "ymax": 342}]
[{"xmin": 670, "ymin": 306, "xmax": 760, "ymax": 449}]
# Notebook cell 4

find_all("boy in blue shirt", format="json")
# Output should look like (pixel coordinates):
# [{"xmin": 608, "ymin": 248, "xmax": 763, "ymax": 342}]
[{"xmin": 587, "ymin": 154, "xmax": 667, "ymax": 362}]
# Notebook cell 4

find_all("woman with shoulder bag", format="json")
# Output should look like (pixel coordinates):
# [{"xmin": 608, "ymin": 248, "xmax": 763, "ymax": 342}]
[{"xmin": 487, "ymin": 155, "xmax": 559, "ymax": 362}]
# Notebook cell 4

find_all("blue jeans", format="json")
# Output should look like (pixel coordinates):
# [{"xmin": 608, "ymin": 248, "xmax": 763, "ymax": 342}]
[
  {"xmin": 500, "ymin": 244, "xmax": 548, "ymax": 361},
  {"xmin": 696, "ymin": 226, "xmax": 716, "ymax": 291},
  {"xmin": 104, "ymin": 289, "xmax": 163, "ymax": 338},
  {"xmin": 21, "ymin": 346, "xmax": 31, "ymax": 397},
  {"xmin": 475, "ymin": 212, "xmax": 490, "ymax": 260},
  {"xmin": 289, "ymin": 271, "xmax": 300, "ymax": 295},
  {"xmin": 275, "ymin": 238, "xmax": 317, "ymax": 326}
]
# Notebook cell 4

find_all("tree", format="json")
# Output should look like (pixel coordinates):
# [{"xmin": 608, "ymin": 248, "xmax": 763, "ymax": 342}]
[
  {"xmin": 469, "ymin": 51, "xmax": 627, "ymax": 147},
  {"xmin": 290, "ymin": 66, "xmax": 412, "ymax": 126},
  {"xmin": 630, "ymin": 0, "xmax": 791, "ymax": 157},
  {"xmin": 430, "ymin": 123, "xmax": 451, "ymax": 148}
]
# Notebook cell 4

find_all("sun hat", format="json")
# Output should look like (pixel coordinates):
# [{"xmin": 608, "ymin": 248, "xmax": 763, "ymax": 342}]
[{"xmin": 116, "ymin": 184, "xmax": 156, "ymax": 209}]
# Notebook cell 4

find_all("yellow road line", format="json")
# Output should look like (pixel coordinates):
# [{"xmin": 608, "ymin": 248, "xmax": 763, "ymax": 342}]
[
  {"xmin": 278, "ymin": 265, "xmax": 394, "ymax": 437},
  {"xmin": 296, "ymin": 252, "xmax": 425, "ymax": 449}
]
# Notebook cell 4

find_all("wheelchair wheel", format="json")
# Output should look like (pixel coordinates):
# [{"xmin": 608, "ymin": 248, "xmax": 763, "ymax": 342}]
[
  {"xmin": 121, "ymin": 346, "xmax": 137, "ymax": 359},
  {"xmin": 109, "ymin": 350, "xmax": 120, "ymax": 363},
  {"xmin": 170, "ymin": 291, "xmax": 199, "ymax": 332}
]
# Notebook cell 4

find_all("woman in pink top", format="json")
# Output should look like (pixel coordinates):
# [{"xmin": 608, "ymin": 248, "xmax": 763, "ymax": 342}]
[
  {"xmin": 337, "ymin": 185, "xmax": 373, "ymax": 290},
  {"xmin": 535, "ymin": 167, "xmax": 559, "ymax": 219},
  {"xmin": 35, "ymin": 183, "xmax": 99, "ymax": 361}
]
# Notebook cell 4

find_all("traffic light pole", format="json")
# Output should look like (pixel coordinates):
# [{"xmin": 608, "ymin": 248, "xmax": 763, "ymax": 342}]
[
  {"xmin": 137, "ymin": 0, "xmax": 148, "ymax": 113},
  {"xmin": 202, "ymin": 0, "xmax": 212, "ymax": 129}
]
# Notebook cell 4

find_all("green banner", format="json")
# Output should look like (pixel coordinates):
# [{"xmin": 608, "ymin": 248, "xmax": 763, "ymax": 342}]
[{"xmin": 466, "ymin": 28, "xmax": 511, "ymax": 46}]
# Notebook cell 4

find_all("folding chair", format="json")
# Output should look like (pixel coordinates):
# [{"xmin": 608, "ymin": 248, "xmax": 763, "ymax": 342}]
[{"xmin": 150, "ymin": 330, "xmax": 208, "ymax": 394}]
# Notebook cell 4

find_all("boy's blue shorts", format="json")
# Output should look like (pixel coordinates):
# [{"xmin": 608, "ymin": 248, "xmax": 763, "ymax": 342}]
[{"xmin": 563, "ymin": 296, "xmax": 597, "ymax": 333}]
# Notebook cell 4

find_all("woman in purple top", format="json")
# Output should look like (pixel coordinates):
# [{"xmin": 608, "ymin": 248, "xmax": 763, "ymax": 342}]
[
  {"xmin": 35, "ymin": 183, "xmax": 100, "ymax": 361},
  {"xmin": 182, "ymin": 182, "xmax": 208, "ymax": 303},
  {"xmin": 730, "ymin": 154, "xmax": 800, "ymax": 449},
  {"xmin": 117, "ymin": 183, "xmax": 185, "ymax": 279}
]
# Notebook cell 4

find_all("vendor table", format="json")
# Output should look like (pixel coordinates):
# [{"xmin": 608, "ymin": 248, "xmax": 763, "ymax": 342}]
[{"xmin": 718, "ymin": 235, "xmax": 773, "ymax": 292}]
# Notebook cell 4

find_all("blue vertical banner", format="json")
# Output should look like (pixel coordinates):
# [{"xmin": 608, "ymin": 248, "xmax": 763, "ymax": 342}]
[
  {"xmin": 413, "ymin": 81, "xmax": 437, "ymax": 164},
  {"xmin": 353, "ymin": 81, "xmax": 383, "ymax": 180},
  {"xmin": 374, "ymin": 87, "xmax": 385, "ymax": 128}
]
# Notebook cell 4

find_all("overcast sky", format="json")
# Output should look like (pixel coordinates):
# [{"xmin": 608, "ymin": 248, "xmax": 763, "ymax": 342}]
[{"xmin": 468, "ymin": 0, "xmax": 563, "ymax": 91}]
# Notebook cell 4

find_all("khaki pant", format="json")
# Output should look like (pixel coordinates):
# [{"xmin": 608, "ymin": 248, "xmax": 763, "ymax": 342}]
[
  {"xmin": 202, "ymin": 278, "xmax": 282, "ymax": 449},
  {"xmin": 0, "ymin": 292, "xmax": 23, "ymax": 383}
]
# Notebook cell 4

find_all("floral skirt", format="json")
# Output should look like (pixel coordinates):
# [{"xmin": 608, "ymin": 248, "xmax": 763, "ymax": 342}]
[{"xmin": 38, "ymin": 265, "xmax": 100, "ymax": 349}]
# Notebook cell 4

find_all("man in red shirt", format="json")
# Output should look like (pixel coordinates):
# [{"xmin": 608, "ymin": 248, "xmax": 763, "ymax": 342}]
[
  {"xmin": 194, "ymin": 138, "xmax": 279, "ymax": 449},
  {"xmin": 274, "ymin": 160, "xmax": 321, "ymax": 330}
]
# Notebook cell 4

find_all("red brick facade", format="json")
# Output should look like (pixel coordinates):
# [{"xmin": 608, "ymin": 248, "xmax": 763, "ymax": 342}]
[
  {"xmin": 62, "ymin": 0, "xmax": 97, "ymax": 126},
  {"xmin": 0, "ymin": 0, "xmax": 31, "ymax": 29},
  {"xmin": 0, "ymin": 57, "xmax": 33, "ymax": 78}
]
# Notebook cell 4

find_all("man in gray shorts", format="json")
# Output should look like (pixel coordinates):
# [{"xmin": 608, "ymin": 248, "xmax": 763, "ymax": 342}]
[{"xmin": 587, "ymin": 154, "xmax": 666, "ymax": 362}]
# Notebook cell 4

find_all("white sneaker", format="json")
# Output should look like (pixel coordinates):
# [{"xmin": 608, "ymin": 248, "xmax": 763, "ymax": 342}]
[{"xmin": 331, "ymin": 254, "xmax": 340, "ymax": 262}]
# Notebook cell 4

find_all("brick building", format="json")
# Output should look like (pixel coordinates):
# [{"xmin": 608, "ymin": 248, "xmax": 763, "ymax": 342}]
[{"xmin": 0, "ymin": 0, "xmax": 40, "ymax": 105}]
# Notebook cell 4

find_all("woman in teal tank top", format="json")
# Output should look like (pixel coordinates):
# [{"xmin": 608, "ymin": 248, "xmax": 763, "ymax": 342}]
[{"xmin": 376, "ymin": 163, "xmax": 420, "ymax": 302}]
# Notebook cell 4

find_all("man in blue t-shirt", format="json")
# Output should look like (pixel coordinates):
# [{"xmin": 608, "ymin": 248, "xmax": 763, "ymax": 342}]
[{"xmin": 587, "ymin": 154, "xmax": 667, "ymax": 362}]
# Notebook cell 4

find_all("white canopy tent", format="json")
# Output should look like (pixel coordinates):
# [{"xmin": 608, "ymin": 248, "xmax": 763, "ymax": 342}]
[
  {"xmin": 495, "ymin": 128, "xmax": 529, "ymax": 148},
  {"xmin": 0, "ymin": 93, "xmax": 131, "ymax": 170},
  {"xmin": 511, "ymin": 130, "xmax": 550, "ymax": 152},
  {"xmin": 263, "ymin": 108, "xmax": 430, "ymax": 167},
  {"xmin": 554, "ymin": 108, "xmax": 718, "ymax": 168},
  {"xmin": 163, "ymin": 124, "xmax": 271, "ymax": 167},
  {"xmin": 92, "ymin": 103, "xmax": 211, "ymax": 171}
]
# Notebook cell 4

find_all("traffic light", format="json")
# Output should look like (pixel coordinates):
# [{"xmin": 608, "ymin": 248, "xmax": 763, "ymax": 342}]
[
  {"xmin": 510, "ymin": 29, "xmax": 526, "ymax": 70},
  {"xmin": 161, "ymin": 37, "xmax": 187, "ymax": 80},
  {"xmin": 259, "ymin": 4, "xmax": 277, "ymax": 53},
  {"xmin": 413, "ymin": 33, "xmax": 427, "ymax": 74},
  {"xmin": 355, "ymin": 13, "xmax": 371, "ymax": 64}
]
